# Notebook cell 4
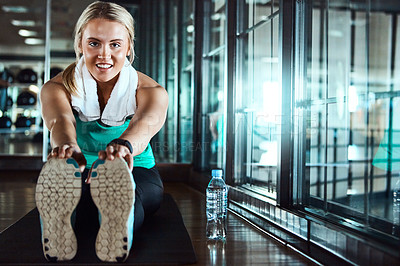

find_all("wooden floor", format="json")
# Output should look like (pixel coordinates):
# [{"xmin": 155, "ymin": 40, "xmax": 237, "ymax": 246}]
[
  {"xmin": 0, "ymin": 178, "xmax": 315, "ymax": 265},
  {"xmin": 164, "ymin": 183, "xmax": 315, "ymax": 265},
  {"xmin": 0, "ymin": 180, "xmax": 37, "ymax": 233}
]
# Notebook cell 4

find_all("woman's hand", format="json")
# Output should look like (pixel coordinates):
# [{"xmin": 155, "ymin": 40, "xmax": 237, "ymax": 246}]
[
  {"xmin": 48, "ymin": 142, "xmax": 87, "ymax": 172},
  {"xmin": 85, "ymin": 144, "xmax": 133, "ymax": 186},
  {"xmin": 103, "ymin": 144, "xmax": 134, "ymax": 170},
  {"xmin": 97, "ymin": 144, "xmax": 134, "ymax": 171}
]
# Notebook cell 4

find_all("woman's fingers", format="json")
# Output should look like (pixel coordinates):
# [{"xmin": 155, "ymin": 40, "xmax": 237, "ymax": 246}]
[
  {"xmin": 98, "ymin": 150, "xmax": 107, "ymax": 160},
  {"xmin": 49, "ymin": 144, "xmax": 86, "ymax": 172},
  {"xmin": 49, "ymin": 147, "xmax": 59, "ymax": 158},
  {"xmin": 100, "ymin": 144, "xmax": 133, "ymax": 170},
  {"xmin": 85, "ymin": 169, "xmax": 92, "ymax": 184},
  {"xmin": 50, "ymin": 144, "xmax": 73, "ymax": 159},
  {"xmin": 106, "ymin": 145, "xmax": 115, "ymax": 160},
  {"xmin": 73, "ymin": 152, "xmax": 87, "ymax": 172},
  {"xmin": 125, "ymin": 153, "xmax": 133, "ymax": 171},
  {"xmin": 58, "ymin": 144, "xmax": 68, "ymax": 158},
  {"xmin": 65, "ymin": 147, "xmax": 73, "ymax": 158},
  {"xmin": 47, "ymin": 152, "xmax": 54, "ymax": 160}
]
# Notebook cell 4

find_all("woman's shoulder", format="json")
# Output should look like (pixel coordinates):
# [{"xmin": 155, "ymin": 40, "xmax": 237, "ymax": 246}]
[
  {"xmin": 41, "ymin": 73, "xmax": 70, "ymax": 98},
  {"xmin": 42, "ymin": 73, "xmax": 65, "ymax": 90},
  {"xmin": 136, "ymin": 71, "xmax": 163, "ymax": 89}
]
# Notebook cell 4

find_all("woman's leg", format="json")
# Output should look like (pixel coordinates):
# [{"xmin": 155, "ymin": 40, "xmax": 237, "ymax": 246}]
[
  {"xmin": 74, "ymin": 169, "xmax": 99, "ymax": 235},
  {"xmin": 75, "ymin": 166, "xmax": 164, "ymax": 233},
  {"xmin": 132, "ymin": 166, "xmax": 164, "ymax": 231}
]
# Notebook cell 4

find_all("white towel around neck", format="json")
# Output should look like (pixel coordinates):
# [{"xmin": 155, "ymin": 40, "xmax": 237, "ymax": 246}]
[{"xmin": 71, "ymin": 57, "xmax": 138, "ymax": 126}]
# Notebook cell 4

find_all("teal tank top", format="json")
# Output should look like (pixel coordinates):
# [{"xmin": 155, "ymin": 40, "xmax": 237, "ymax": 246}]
[{"xmin": 74, "ymin": 114, "xmax": 155, "ymax": 169}]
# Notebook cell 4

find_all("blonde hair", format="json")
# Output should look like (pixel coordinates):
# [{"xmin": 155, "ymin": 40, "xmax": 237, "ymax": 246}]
[{"xmin": 62, "ymin": 1, "xmax": 135, "ymax": 95}]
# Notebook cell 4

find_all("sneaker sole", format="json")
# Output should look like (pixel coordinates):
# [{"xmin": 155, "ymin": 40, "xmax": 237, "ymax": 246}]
[
  {"xmin": 90, "ymin": 158, "xmax": 135, "ymax": 262},
  {"xmin": 35, "ymin": 158, "xmax": 81, "ymax": 261}
]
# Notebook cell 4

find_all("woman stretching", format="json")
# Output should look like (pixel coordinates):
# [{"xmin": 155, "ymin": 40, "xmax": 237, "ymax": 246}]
[{"xmin": 35, "ymin": 1, "xmax": 168, "ymax": 262}]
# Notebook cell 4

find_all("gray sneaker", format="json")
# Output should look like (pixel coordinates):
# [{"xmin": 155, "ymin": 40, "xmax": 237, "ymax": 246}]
[
  {"xmin": 90, "ymin": 158, "xmax": 135, "ymax": 262},
  {"xmin": 35, "ymin": 158, "xmax": 81, "ymax": 261}
]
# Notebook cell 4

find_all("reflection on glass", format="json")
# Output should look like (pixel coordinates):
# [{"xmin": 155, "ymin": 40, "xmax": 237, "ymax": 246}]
[
  {"xmin": 299, "ymin": 0, "xmax": 400, "ymax": 237},
  {"xmin": 234, "ymin": 1, "xmax": 279, "ymax": 198},
  {"xmin": 178, "ymin": 0, "xmax": 195, "ymax": 163},
  {"xmin": 203, "ymin": 1, "xmax": 226, "ymax": 170},
  {"xmin": 152, "ymin": 1, "xmax": 178, "ymax": 162}
]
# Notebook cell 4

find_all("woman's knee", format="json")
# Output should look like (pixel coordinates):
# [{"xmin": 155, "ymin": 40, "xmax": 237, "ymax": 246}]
[
  {"xmin": 140, "ymin": 179, "xmax": 163, "ymax": 215},
  {"xmin": 133, "ymin": 167, "xmax": 164, "ymax": 215}
]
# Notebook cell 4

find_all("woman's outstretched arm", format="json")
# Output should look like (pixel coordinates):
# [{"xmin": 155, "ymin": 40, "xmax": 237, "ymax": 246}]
[
  {"xmin": 40, "ymin": 74, "xmax": 86, "ymax": 171},
  {"xmin": 98, "ymin": 71, "xmax": 168, "ymax": 170}
]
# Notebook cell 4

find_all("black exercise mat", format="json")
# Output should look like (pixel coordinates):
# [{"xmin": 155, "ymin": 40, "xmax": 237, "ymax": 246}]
[{"xmin": 0, "ymin": 194, "xmax": 196, "ymax": 265}]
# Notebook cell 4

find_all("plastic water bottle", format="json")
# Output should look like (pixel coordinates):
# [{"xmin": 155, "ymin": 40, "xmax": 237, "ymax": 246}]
[
  {"xmin": 206, "ymin": 169, "xmax": 228, "ymax": 240},
  {"xmin": 393, "ymin": 176, "xmax": 400, "ymax": 236}
]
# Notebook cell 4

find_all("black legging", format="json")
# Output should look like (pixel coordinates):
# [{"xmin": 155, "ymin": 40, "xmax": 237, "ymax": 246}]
[{"xmin": 75, "ymin": 166, "xmax": 164, "ymax": 235}]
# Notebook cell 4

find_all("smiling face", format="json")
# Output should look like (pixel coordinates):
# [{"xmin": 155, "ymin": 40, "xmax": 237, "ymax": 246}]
[{"xmin": 80, "ymin": 18, "xmax": 130, "ymax": 87}]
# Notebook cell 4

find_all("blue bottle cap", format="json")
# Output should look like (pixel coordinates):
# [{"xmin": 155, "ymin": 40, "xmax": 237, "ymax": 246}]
[{"xmin": 211, "ymin": 169, "xmax": 223, "ymax": 177}]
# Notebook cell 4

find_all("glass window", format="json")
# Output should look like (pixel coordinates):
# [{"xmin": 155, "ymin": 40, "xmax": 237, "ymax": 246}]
[
  {"xmin": 295, "ymin": 0, "xmax": 400, "ymax": 238},
  {"xmin": 178, "ymin": 0, "xmax": 195, "ymax": 163},
  {"xmin": 151, "ymin": 0, "xmax": 178, "ymax": 162},
  {"xmin": 202, "ymin": 0, "xmax": 227, "ymax": 170},
  {"xmin": 234, "ymin": 0, "xmax": 279, "ymax": 198},
  {"xmin": 149, "ymin": 0, "xmax": 194, "ymax": 164},
  {"xmin": 164, "ymin": 1, "xmax": 178, "ymax": 162}
]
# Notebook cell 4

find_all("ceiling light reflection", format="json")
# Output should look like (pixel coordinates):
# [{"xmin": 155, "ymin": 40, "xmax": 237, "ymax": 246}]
[
  {"xmin": 24, "ymin": 38, "xmax": 44, "ymax": 45},
  {"xmin": 18, "ymin": 29, "xmax": 38, "ymax": 37},
  {"xmin": 11, "ymin": 20, "xmax": 37, "ymax": 27},
  {"xmin": 2, "ymin": 6, "xmax": 29, "ymax": 13}
]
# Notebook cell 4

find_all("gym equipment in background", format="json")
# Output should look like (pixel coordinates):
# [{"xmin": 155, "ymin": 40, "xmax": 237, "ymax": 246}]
[
  {"xmin": 50, "ymin": 67, "xmax": 63, "ymax": 78},
  {"xmin": 0, "ymin": 116, "xmax": 12, "ymax": 128},
  {"xmin": 17, "ymin": 68, "xmax": 38, "ymax": 84},
  {"xmin": 17, "ymin": 90, "xmax": 37, "ymax": 106},
  {"xmin": 15, "ymin": 116, "xmax": 35, "ymax": 128},
  {"xmin": 0, "ymin": 89, "xmax": 7, "ymax": 112},
  {"xmin": 0, "ymin": 68, "xmax": 14, "ymax": 86},
  {"xmin": 41, "ymin": 67, "xmax": 63, "ymax": 81}
]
